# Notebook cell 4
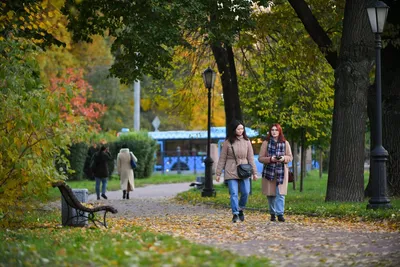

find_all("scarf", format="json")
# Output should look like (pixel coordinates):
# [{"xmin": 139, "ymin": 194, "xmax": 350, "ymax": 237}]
[{"xmin": 262, "ymin": 139, "xmax": 285, "ymax": 184}]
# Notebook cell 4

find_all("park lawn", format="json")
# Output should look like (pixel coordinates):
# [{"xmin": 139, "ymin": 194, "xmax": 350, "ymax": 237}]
[
  {"xmin": 0, "ymin": 210, "xmax": 270, "ymax": 267},
  {"xmin": 176, "ymin": 170, "xmax": 400, "ymax": 225}
]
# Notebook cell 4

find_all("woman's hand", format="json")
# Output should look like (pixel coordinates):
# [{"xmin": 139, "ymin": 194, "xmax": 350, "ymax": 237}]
[
  {"xmin": 252, "ymin": 174, "xmax": 258, "ymax": 181},
  {"xmin": 216, "ymin": 176, "xmax": 221, "ymax": 182}
]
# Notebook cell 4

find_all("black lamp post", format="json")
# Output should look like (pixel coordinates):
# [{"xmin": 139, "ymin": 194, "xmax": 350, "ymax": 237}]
[
  {"xmin": 201, "ymin": 67, "xmax": 216, "ymax": 197},
  {"xmin": 367, "ymin": 1, "xmax": 392, "ymax": 209}
]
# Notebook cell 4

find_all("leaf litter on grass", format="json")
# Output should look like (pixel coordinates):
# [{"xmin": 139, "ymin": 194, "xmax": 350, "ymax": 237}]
[{"xmin": 110, "ymin": 210, "xmax": 400, "ymax": 267}]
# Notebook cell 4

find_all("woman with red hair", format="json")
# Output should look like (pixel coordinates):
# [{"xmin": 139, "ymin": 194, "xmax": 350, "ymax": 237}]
[{"xmin": 258, "ymin": 123, "xmax": 293, "ymax": 222}]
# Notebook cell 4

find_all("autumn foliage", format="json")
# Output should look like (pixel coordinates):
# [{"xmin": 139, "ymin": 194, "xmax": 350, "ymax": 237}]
[
  {"xmin": 49, "ymin": 68, "xmax": 106, "ymax": 132},
  {"xmin": 0, "ymin": 39, "xmax": 89, "ymax": 223}
]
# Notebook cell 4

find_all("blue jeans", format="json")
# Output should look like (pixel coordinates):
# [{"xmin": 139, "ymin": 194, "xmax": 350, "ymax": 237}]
[
  {"xmin": 267, "ymin": 184, "xmax": 285, "ymax": 216},
  {"xmin": 227, "ymin": 178, "xmax": 250, "ymax": 215},
  {"xmin": 95, "ymin": 177, "xmax": 108, "ymax": 197}
]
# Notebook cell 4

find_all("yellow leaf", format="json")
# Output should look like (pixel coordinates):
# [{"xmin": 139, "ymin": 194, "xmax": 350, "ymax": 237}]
[{"xmin": 7, "ymin": 11, "xmax": 14, "ymax": 19}]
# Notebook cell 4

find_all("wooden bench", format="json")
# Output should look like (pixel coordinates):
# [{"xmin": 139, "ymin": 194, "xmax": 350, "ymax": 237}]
[{"xmin": 52, "ymin": 181, "xmax": 118, "ymax": 228}]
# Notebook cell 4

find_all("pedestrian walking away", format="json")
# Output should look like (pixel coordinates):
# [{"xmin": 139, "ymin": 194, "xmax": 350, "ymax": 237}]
[
  {"xmin": 117, "ymin": 143, "xmax": 138, "ymax": 199},
  {"xmin": 216, "ymin": 120, "xmax": 258, "ymax": 223},
  {"xmin": 91, "ymin": 145, "xmax": 112, "ymax": 200},
  {"xmin": 258, "ymin": 123, "xmax": 293, "ymax": 222}
]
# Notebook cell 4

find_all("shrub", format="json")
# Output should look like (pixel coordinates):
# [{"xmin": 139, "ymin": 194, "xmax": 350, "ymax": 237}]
[{"xmin": 66, "ymin": 142, "xmax": 89, "ymax": 180}]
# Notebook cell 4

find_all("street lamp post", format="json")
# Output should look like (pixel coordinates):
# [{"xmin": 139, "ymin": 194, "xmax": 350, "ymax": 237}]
[
  {"xmin": 367, "ymin": 1, "xmax": 392, "ymax": 209},
  {"xmin": 201, "ymin": 67, "xmax": 216, "ymax": 197}
]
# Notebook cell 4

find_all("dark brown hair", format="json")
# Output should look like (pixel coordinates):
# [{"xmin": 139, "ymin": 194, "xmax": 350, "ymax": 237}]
[{"xmin": 227, "ymin": 119, "xmax": 249, "ymax": 143}]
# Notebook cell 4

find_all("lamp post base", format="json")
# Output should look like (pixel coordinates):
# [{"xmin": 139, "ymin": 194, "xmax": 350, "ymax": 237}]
[
  {"xmin": 367, "ymin": 145, "xmax": 392, "ymax": 210},
  {"xmin": 367, "ymin": 202, "xmax": 392, "ymax": 210},
  {"xmin": 201, "ymin": 189, "xmax": 216, "ymax": 197},
  {"xmin": 201, "ymin": 156, "xmax": 216, "ymax": 197}
]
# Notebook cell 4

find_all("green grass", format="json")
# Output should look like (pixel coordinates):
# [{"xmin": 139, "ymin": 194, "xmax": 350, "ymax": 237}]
[
  {"xmin": 46, "ymin": 173, "xmax": 198, "ymax": 202},
  {"xmin": 0, "ymin": 210, "xmax": 270, "ymax": 266},
  {"xmin": 176, "ymin": 170, "xmax": 400, "ymax": 222}
]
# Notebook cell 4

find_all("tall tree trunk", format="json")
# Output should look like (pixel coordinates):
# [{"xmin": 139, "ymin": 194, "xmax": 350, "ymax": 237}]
[
  {"xmin": 319, "ymin": 149, "xmax": 323, "ymax": 179},
  {"xmin": 211, "ymin": 43, "xmax": 242, "ymax": 130},
  {"xmin": 292, "ymin": 140, "xmax": 298, "ymax": 190},
  {"xmin": 382, "ymin": 42, "xmax": 400, "ymax": 196},
  {"xmin": 300, "ymin": 128, "xmax": 306, "ymax": 192},
  {"xmin": 366, "ymin": 0, "xmax": 400, "ymax": 197},
  {"xmin": 325, "ymin": 0, "xmax": 374, "ymax": 202},
  {"xmin": 381, "ymin": 0, "xmax": 400, "ymax": 197},
  {"xmin": 365, "ymin": 83, "xmax": 375, "ymax": 197}
]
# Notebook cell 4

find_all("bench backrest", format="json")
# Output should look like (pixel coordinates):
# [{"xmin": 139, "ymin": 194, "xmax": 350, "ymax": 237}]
[{"xmin": 52, "ymin": 181, "xmax": 90, "ymax": 212}]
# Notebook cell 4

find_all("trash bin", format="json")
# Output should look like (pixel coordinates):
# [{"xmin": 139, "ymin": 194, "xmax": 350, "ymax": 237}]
[
  {"xmin": 196, "ymin": 176, "xmax": 205, "ymax": 189},
  {"xmin": 61, "ymin": 188, "xmax": 88, "ymax": 226}
]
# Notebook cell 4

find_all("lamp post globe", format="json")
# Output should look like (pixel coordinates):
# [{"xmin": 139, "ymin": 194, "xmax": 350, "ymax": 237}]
[
  {"xmin": 201, "ymin": 67, "xmax": 216, "ymax": 197},
  {"xmin": 366, "ymin": 1, "xmax": 391, "ymax": 209},
  {"xmin": 367, "ymin": 1, "xmax": 389, "ymax": 34}
]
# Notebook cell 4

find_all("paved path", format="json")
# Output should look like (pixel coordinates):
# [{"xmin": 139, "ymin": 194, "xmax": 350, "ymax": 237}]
[
  {"xmin": 76, "ymin": 183, "xmax": 400, "ymax": 266},
  {"xmin": 88, "ymin": 182, "xmax": 193, "ymax": 200}
]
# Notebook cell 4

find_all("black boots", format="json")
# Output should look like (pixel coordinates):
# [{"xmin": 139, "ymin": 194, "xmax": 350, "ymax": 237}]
[
  {"xmin": 270, "ymin": 214, "xmax": 285, "ymax": 222},
  {"xmin": 101, "ymin": 193, "xmax": 108, "ymax": 199},
  {"xmin": 123, "ymin": 190, "xmax": 130, "ymax": 199},
  {"xmin": 238, "ymin": 210, "xmax": 245, "ymax": 222},
  {"xmin": 232, "ymin": 214, "xmax": 239, "ymax": 223}
]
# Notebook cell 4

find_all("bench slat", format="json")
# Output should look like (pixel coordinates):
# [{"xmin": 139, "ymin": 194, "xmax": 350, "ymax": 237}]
[{"xmin": 52, "ymin": 181, "xmax": 118, "ymax": 228}]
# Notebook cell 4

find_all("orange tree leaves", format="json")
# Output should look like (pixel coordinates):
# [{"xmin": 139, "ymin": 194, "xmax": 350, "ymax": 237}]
[
  {"xmin": 0, "ymin": 39, "xmax": 88, "ymax": 221},
  {"xmin": 49, "ymin": 68, "xmax": 107, "ymax": 132}
]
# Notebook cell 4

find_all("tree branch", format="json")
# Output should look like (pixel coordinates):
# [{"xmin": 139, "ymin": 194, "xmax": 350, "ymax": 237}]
[{"xmin": 288, "ymin": 0, "xmax": 337, "ymax": 69}]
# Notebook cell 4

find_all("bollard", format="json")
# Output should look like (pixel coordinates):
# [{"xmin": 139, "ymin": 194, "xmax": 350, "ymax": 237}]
[
  {"xmin": 192, "ymin": 148, "xmax": 197, "ymax": 174},
  {"xmin": 61, "ymin": 189, "xmax": 88, "ymax": 226},
  {"xmin": 177, "ymin": 146, "xmax": 181, "ymax": 174}
]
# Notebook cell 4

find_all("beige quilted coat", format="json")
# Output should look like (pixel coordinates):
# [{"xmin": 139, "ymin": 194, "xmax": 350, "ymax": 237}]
[
  {"xmin": 216, "ymin": 136, "xmax": 258, "ymax": 180},
  {"xmin": 117, "ymin": 148, "xmax": 137, "ymax": 191}
]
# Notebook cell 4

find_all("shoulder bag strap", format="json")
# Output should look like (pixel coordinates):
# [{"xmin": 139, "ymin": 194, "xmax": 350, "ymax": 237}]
[{"xmin": 231, "ymin": 143, "xmax": 239, "ymax": 165}]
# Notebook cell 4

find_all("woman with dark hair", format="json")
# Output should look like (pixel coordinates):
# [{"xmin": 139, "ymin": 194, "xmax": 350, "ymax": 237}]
[
  {"xmin": 117, "ymin": 143, "xmax": 137, "ymax": 199},
  {"xmin": 216, "ymin": 120, "xmax": 258, "ymax": 223},
  {"xmin": 92, "ymin": 145, "xmax": 112, "ymax": 200},
  {"xmin": 258, "ymin": 123, "xmax": 293, "ymax": 222}
]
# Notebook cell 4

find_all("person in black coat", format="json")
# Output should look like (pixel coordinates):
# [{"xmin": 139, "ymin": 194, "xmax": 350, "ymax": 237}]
[{"xmin": 91, "ymin": 145, "xmax": 112, "ymax": 200}]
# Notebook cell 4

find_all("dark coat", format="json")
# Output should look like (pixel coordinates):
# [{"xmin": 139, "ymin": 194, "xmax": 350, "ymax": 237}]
[{"xmin": 92, "ymin": 150, "xmax": 112, "ymax": 178}]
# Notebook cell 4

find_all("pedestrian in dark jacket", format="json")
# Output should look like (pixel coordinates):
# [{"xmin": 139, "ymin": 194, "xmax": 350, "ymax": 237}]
[{"xmin": 91, "ymin": 145, "xmax": 112, "ymax": 200}]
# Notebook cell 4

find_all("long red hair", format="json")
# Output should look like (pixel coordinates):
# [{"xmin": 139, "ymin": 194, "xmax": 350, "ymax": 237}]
[{"xmin": 266, "ymin": 123, "xmax": 287, "ymax": 143}]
